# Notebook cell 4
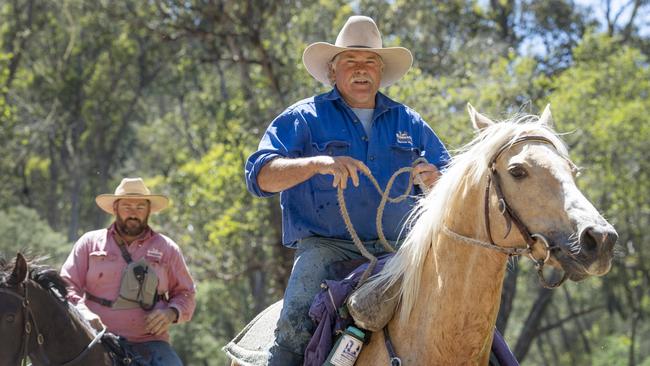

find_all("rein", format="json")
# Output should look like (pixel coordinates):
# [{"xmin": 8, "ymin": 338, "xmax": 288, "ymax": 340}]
[
  {"xmin": 446, "ymin": 135, "xmax": 570, "ymax": 288},
  {"xmin": 0, "ymin": 282, "xmax": 106, "ymax": 366}
]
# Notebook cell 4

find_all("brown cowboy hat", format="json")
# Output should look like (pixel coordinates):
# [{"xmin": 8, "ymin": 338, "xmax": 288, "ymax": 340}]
[
  {"xmin": 95, "ymin": 177, "xmax": 169, "ymax": 215},
  {"xmin": 302, "ymin": 15, "xmax": 413, "ymax": 88}
]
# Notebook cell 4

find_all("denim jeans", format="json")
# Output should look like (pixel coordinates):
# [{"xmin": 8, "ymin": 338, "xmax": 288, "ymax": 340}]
[
  {"xmin": 267, "ymin": 236, "xmax": 395, "ymax": 366},
  {"xmin": 127, "ymin": 340, "xmax": 183, "ymax": 366}
]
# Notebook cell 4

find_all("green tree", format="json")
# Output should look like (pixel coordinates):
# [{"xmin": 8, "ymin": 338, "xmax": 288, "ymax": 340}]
[
  {"xmin": 0, "ymin": 206, "xmax": 70, "ymax": 265},
  {"xmin": 548, "ymin": 33, "xmax": 650, "ymax": 365}
]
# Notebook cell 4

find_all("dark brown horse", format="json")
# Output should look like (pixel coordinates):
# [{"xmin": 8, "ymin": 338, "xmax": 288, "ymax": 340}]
[{"xmin": 0, "ymin": 253, "xmax": 140, "ymax": 366}]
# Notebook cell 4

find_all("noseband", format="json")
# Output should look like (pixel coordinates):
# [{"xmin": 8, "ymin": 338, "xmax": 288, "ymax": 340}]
[
  {"xmin": 0, "ymin": 282, "xmax": 106, "ymax": 366},
  {"xmin": 445, "ymin": 135, "xmax": 571, "ymax": 288}
]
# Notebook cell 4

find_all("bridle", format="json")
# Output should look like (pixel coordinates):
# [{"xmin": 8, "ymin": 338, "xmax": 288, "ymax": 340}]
[
  {"xmin": 444, "ymin": 135, "xmax": 574, "ymax": 288},
  {"xmin": 0, "ymin": 281, "xmax": 106, "ymax": 366}
]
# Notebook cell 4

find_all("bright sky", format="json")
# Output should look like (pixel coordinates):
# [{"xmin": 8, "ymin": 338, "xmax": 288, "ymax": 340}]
[
  {"xmin": 473, "ymin": 0, "xmax": 648, "ymax": 36},
  {"xmin": 474, "ymin": 0, "xmax": 649, "ymax": 59},
  {"xmin": 575, "ymin": 0, "xmax": 650, "ymax": 36}
]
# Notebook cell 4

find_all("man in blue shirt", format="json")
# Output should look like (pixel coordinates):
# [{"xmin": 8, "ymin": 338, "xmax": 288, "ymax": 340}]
[{"xmin": 245, "ymin": 15, "xmax": 450, "ymax": 366}]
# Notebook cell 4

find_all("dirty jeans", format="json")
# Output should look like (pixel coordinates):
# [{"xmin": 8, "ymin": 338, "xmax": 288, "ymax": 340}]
[{"xmin": 267, "ymin": 236, "xmax": 396, "ymax": 366}]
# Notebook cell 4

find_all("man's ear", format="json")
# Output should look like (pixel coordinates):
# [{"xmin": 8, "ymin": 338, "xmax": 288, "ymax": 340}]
[
  {"xmin": 467, "ymin": 103, "xmax": 494, "ymax": 131},
  {"xmin": 326, "ymin": 61, "xmax": 336, "ymax": 85}
]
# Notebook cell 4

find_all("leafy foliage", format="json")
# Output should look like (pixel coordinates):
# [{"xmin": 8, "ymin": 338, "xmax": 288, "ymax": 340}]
[
  {"xmin": 1, "ymin": 1, "xmax": 649, "ymax": 365},
  {"xmin": 0, "ymin": 206, "xmax": 70, "ymax": 265}
]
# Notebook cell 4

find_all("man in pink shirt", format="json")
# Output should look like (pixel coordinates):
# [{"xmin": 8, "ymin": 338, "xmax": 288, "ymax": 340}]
[{"xmin": 61, "ymin": 177, "xmax": 196, "ymax": 365}]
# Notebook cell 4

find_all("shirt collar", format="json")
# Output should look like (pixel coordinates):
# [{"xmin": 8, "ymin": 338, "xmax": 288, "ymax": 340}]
[{"xmin": 322, "ymin": 87, "xmax": 401, "ymax": 113}]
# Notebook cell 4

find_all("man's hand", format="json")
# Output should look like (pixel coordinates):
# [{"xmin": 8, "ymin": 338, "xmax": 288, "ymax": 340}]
[
  {"xmin": 145, "ymin": 308, "xmax": 177, "ymax": 336},
  {"xmin": 412, "ymin": 162, "xmax": 441, "ymax": 189},
  {"xmin": 312, "ymin": 156, "xmax": 370, "ymax": 189}
]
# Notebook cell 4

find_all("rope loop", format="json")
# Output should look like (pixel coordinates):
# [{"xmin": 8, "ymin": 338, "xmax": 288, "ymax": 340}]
[{"xmin": 337, "ymin": 158, "xmax": 429, "ymax": 285}]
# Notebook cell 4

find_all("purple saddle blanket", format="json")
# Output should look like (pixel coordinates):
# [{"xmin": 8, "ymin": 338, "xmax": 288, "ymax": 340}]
[{"xmin": 303, "ymin": 253, "xmax": 519, "ymax": 366}]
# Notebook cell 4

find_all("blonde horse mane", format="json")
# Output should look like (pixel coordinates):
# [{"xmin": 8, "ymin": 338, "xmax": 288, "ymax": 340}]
[{"xmin": 365, "ymin": 113, "xmax": 570, "ymax": 322}]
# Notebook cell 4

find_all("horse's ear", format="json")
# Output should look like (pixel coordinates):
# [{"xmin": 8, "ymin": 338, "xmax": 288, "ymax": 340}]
[
  {"xmin": 467, "ymin": 103, "xmax": 494, "ymax": 131},
  {"xmin": 538, "ymin": 104, "xmax": 554, "ymax": 127},
  {"xmin": 8, "ymin": 253, "xmax": 28, "ymax": 285}
]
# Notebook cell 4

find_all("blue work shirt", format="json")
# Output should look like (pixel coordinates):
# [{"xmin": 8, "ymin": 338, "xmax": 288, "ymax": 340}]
[{"xmin": 245, "ymin": 88, "xmax": 450, "ymax": 247}]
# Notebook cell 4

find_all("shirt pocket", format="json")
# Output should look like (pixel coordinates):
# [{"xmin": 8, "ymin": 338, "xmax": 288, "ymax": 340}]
[
  {"xmin": 310, "ymin": 140, "xmax": 351, "ymax": 191},
  {"xmin": 389, "ymin": 143, "xmax": 421, "ymax": 194},
  {"xmin": 87, "ymin": 251, "xmax": 120, "ymax": 284}
]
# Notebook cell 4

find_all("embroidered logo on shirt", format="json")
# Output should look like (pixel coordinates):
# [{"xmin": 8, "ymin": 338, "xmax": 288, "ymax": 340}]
[
  {"xmin": 146, "ymin": 248, "xmax": 163, "ymax": 262},
  {"xmin": 396, "ymin": 131, "xmax": 413, "ymax": 144}
]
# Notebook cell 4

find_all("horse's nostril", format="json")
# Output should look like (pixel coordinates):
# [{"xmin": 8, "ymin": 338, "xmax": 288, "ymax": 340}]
[
  {"xmin": 581, "ymin": 226, "xmax": 618, "ymax": 252},
  {"xmin": 580, "ymin": 228, "xmax": 598, "ymax": 252}
]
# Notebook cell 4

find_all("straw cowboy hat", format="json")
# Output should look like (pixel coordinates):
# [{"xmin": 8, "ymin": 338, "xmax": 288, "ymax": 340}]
[
  {"xmin": 302, "ymin": 15, "xmax": 413, "ymax": 88},
  {"xmin": 96, "ymin": 177, "xmax": 169, "ymax": 215}
]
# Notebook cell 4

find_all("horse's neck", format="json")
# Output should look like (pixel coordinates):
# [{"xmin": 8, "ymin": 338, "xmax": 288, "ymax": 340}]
[
  {"xmin": 388, "ymin": 234, "xmax": 508, "ymax": 364},
  {"xmin": 29, "ymin": 289, "xmax": 111, "ymax": 365},
  {"xmin": 392, "ymin": 187, "xmax": 509, "ymax": 364}
]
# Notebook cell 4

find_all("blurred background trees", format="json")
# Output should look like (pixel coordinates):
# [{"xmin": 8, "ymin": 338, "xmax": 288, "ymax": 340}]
[{"xmin": 1, "ymin": 0, "xmax": 648, "ymax": 364}]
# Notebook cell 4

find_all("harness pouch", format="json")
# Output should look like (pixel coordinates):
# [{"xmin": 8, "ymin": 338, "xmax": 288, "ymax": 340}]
[
  {"xmin": 112, "ymin": 259, "xmax": 159, "ymax": 310},
  {"xmin": 346, "ymin": 277, "xmax": 401, "ymax": 332}
]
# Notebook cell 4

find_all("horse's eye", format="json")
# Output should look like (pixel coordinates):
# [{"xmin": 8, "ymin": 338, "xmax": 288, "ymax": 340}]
[
  {"xmin": 5, "ymin": 314, "xmax": 15, "ymax": 323},
  {"xmin": 508, "ymin": 165, "xmax": 528, "ymax": 179}
]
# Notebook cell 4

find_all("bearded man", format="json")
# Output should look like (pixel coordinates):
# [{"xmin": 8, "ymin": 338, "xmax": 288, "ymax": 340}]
[{"xmin": 61, "ymin": 177, "xmax": 196, "ymax": 366}]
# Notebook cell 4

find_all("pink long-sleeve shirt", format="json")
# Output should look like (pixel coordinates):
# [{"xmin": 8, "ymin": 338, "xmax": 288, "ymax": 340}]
[{"xmin": 60, "ymin": 224, "xmax": 196, "ymax": 343}]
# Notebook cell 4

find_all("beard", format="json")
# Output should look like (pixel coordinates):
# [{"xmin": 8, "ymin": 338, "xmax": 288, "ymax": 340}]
[{"xmin": 116, "ymin": 215, "xmax": 149, "ymax": 236}]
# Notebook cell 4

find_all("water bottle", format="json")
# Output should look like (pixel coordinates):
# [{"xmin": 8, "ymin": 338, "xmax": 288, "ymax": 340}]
[{"xmin": 323, "ymin": 326, "xmax": 366, "ymax": 366}]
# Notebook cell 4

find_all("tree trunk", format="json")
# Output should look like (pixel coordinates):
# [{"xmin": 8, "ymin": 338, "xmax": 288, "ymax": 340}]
[
  {"xmin": 513, "ymin": 272, "xmax": 560, "ymax": 361},
  {"xmin": 68, "ymin": 172, "xmax": 82, "ymax": 241},
  {"xmin": 497, "ymin": 262, "xmax": 519, "ymax": 333},
  {"xmin": 3, "ymin": 0, "xmax": 35, "ymax": 96}
]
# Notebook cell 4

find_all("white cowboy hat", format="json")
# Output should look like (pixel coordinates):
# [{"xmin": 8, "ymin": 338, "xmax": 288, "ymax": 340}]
[
  {"xmin": 95, "ymin": 177, "xmax": 169, "ymax": 215},
  {"xmin": 302, "ymin": 15, "xmax": 413, "ymax": 88}
]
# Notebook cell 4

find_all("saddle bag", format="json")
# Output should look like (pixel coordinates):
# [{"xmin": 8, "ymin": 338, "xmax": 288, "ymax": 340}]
[{"xmin": 346, "ymin": 276, "xmax": 401, "ymax": 332}]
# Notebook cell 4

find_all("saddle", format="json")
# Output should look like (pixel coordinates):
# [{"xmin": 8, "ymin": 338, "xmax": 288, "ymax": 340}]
[
  {"xmin": 303, "ymin": 254, "xmax": 396, "ymax": 366},
  {"xmin": 346, "ymin": 274, "xmax": 401, "ymax": 331},
  {"xmin": 326, "ymin": 255, "xmax": 400, "ymax": 332}
]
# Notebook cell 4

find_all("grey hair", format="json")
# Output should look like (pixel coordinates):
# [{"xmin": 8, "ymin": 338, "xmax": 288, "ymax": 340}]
[{"xmin": 326, "ymin": 53, "xmax": 343, "ymax": 84}]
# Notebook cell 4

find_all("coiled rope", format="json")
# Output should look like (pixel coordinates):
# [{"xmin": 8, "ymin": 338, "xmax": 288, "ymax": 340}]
[{"xmin": 336, "ymin": 158, "xmax": 429, "ymax": 285}]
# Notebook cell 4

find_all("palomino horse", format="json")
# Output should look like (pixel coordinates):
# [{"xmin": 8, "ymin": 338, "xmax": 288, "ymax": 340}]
[
  {"xmin": 226, "ymin": 104, "xmax": 617, "ymax": 366},
  {"xmin": 353, "ymin": 104, "xmax": 617, "ymax": 365},
  {"xmin": 0, "ymin": 253, "xmax": 139, "ymax": 366}
]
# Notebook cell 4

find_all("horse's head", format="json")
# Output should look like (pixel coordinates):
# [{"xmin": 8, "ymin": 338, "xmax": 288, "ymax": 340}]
[
  {"xmin": 0, "ymin": 253, "xmax": 108, "ymax": 366},
  {"xmin": 468, "ymin": 104, "xmax": 617, "ymax": 282},
  {"xmin": 0, "ymin": 253, "xmax": 31, "ymax": 366}
]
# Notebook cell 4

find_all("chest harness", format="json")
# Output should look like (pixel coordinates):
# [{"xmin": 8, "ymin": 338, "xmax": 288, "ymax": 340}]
[{"xmin": 86, "ymin": 234, "xmax": 160, "ymax": 311}]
